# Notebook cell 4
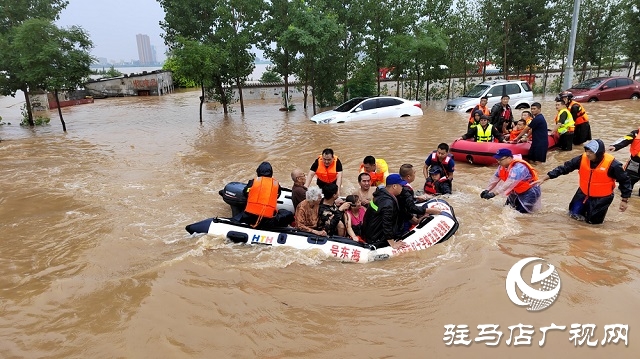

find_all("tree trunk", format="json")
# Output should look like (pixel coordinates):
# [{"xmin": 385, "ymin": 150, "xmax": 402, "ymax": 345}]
[
  {"xmin": 199, "ymin": 83, "xmax": 204, "ymax": 123},
  {"xmin": 54, "ymin": 89, "xmax": 66, "ymax": 132},
  {"xmin": 23, "ymin": 88, "xmax": 35, "ymax": 126},
  {"xmin": 311, "ymin": 61, "xmax": 316, "ymax": 115},
  {"xmin": 283, "ymin": 50, "xmax": 290, "ymax": 111},
  {"xmin": 235, "ymin": 77, "xmax": 245, "ymax": 113}
]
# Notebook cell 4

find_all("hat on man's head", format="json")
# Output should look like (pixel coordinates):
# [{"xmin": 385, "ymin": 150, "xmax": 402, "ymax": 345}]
[
  {"xmin": 480, "ymin": 115, "xmax": 489, "ymax": 120},
  {"xmin": 386, "ymin": 173, "xmax": 407, "ymax": 186},
  {"xmin": 493, "ymin": 148, "xmax": 513, "ymax": 159},
  {"xmin": 428, "ymin": 165, "xmax": 443, "ymax": 175},
  {"xmin": 584, "ymin": 139, "xmax": 599, "ymax": 153}
]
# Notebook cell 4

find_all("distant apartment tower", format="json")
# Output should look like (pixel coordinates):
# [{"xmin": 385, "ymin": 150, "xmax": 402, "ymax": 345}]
[{"xmin": 136, "ymin": 34, "xmax": 153, "ymax": 65}]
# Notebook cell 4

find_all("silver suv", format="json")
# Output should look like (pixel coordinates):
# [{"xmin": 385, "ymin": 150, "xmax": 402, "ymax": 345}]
[{"xmin": 444, "ymin": 80, "xmax": 534, "ymax": 113}]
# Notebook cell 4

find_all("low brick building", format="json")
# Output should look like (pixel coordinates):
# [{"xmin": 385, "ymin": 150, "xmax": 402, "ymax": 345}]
[{"xmin": 84, "ymin": 70, "xmax": 174, "ymax": 97}]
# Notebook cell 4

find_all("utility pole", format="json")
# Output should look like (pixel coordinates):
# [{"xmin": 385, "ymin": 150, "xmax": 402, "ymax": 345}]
[{"xmin": 563, "ymin": 0, "xmax": 581, "ymax": 90}]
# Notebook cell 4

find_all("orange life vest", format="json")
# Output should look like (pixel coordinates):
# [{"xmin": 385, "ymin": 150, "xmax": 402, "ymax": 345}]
[
  {"xmin": 359, "ymin": 164, "xmax": 384, "ymax": 186},
  {"xmin": 316, "ymin": 155, "xmax": 338, "ymax": 183},
  {"xmin": 630, "ymin": 127, "xmax": 640, "ymax": 157},
  {"xmin": 468, "ymin": 104, "xmax": 490, "ymax": 123},
  {"xmin": 509, "ymin": 128, "xmax": 523, "ymax": 141},
  {"xmin": 568, "ymin": 100, "xmax": 589, "ymax": 125},
  {"xmin": 578, "ymin": 153, "xmax": 615, "ymax": 197},
  {"xmin": 245, "ymin": 177, "xmax": 279, "ymax": 218},
  {"xmin": 497, "ymin": 159, "xmax": 539, "ymax": 194}
]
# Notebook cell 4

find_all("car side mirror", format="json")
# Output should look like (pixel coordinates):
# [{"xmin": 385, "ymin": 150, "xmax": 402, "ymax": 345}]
[
  {"xmin": 486, "ymin": 94, "xmax": 493, "ymax": 97},
  {"xmin": 601, "ymin": 85, "xmax": 608, "ymax": 90},
  {"xmin": 354, "ymin": 107, "xmax": 362, "ymax": 112}
]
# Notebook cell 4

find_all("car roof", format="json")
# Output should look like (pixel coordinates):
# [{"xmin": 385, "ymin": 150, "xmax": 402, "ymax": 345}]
[{"xmin": 478, "ymin": 79, "xmax": 527, "ymax": 85}]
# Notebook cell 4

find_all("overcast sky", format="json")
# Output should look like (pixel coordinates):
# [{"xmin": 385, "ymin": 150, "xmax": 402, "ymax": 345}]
[{"xmin": 57, "ymin": 0, "xmax": 168, "ymax": 63}]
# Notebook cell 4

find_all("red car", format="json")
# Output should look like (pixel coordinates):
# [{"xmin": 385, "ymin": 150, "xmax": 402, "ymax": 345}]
[{"xmin": 568, "ymin": 76, "xmax": 640, "ymax": 102}]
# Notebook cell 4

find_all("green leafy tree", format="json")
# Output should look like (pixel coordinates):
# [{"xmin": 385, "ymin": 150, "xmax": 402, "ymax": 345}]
[
  {"xmin": 162, "ymin": 57, "xmax": 196, "ymax": 87},
  {"xmin": 169, "ymin": 38, "xmax": 223, "ymax": 123},
  {"xmin": 257, "ymin": 0, "xmax": 299, "ymax": 111},
  {"xmin": 260, "ymin": 67, "xmax": 282, "ymax": 83},
  {"xmin": 283, "ymin": 0, "xmax": 342, "ymax": 112},
  {"xmin": 624, "ymin": 0, "xmax": 640, "ymax": 76},
  {"xmin": 10, "ymin": 19, "xmax": 93, "ymax": 131},
  {"xmin": 0, "ymin": 0, "xmax": 68, "ymax": 126}
]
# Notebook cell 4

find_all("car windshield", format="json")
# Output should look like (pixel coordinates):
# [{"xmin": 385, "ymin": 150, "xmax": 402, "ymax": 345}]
[
  {"xmin": 463, "ymin": 85, "xmax": 490, "ymax": 98},
  {"xmin": 334, "ymin": 97, "xmax": 367, "ymax": 112},
  {"xmin": 573, "ymin": 78, "xmax": 604, "ymax": 89}
]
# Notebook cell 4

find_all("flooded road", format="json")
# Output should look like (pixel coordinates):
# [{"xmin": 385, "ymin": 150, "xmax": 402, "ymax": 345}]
[{"xmin": 1, "ymin": 91, "xmax": 639, "ymax": 358}]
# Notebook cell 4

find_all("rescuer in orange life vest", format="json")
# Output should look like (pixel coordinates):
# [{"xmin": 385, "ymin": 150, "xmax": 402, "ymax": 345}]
[
  {"xmin": 534, "ymin": 139, "xmax": 632, "ymax": 224},
  {"xmin": 480, "ymin": 148, "xmax": 542, "ymax": 213},
  {"xmin": 234, "ymin": 161, "xmax": 294, "ymax": 228},
  {"xmin": 608, "ymin": 126, "xmax": 640, "ymax": 196}
]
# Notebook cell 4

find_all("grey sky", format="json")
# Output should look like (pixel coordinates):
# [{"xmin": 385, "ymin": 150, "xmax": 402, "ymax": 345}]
[{"xmin": 56, "ymin": 0, "xmax": 167, "ymax": 63}]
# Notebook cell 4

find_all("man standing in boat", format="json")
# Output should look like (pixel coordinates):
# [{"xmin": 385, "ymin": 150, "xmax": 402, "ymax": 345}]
[
  {"xmin": 533, "ymin": 140, "xmax": 631, "ymax": 224},
  {"xmin": 481, "ymin": 149, "xmax": 542, "ymax": 213},
  {"xmin": 362, "ymin": 174, "xmax": 407, "ymax": 249},
  {"xmin": 489, "ymin": 95, "xmax": 514, "ymax": 137},
  {"xmin": 304, "ymin": 148, "xmax": 343, "ymax": 194},
  {"xmin": 235, "ymin": 162, "xmax": 294, "ymax": 228},
  {"xmin": 512, "ymin": 102, "xmax": 548, "ymax": 165}
]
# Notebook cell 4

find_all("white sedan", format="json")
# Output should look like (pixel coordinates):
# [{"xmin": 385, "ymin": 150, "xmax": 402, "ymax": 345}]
[{"xmin": 310, "ymin": 96, "xmax": 423, "ymax": 124}]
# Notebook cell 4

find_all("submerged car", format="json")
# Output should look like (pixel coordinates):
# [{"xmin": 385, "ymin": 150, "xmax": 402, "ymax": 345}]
[
  {"xmin": 310, "ymin": 96, "xmax": 423, "ymax": 124},
  {"xmin": 444, "ymin": 80, "xmax": 533, "ymax": 113},
  {"xmin": 567, "ymin": 77, "xmax": 640, "ymax": 102}
]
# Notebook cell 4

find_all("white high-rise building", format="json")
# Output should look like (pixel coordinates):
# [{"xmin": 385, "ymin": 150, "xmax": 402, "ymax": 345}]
[{"xmin": 136, "ymin": 34, "xmax": 153, "ymax": 65}]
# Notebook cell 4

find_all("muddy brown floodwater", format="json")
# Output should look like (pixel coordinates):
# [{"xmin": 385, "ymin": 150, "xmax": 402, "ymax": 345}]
[{"xmin": 1, "ymin": 90, "xmax": 639, "ymax": 358}]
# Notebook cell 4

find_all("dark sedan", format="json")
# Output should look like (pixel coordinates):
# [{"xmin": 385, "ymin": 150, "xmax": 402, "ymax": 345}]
[{"xmin": 567, "ymin": 76, "xmax": 640, "ymax": 102}]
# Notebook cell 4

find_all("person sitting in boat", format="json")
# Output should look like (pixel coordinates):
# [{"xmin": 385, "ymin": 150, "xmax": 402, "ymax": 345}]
[
  {"xmin": 359, "ymin": 155, "xmax": 389, "ymax": 187},
  {"xmin": 480, "ymin": 148, "xmax": 542, "ymax": 213},
  {"xmin": 521, "ymin": 110, "xmax": 533, "ymax": 126},
  {"xmin": 356, "ymin": 172, "xmax": 376, "ymax": 207},
  {"xmin": 468, "ymin": 109, "xmax": 484, "ymax": 130},
  {"xmin": 398, "ymin": 164, "xmax": 441, "ymax": 231},
  {"xmin": 318, "ymin": 183, "xmax": 351, "ymax": 236},
  {"xmin": 234, "ymin": 161, "xmax": 294, "ymax": 228},
  {"xmin": 468, "ymin": 96, "xmax": 490, "ymax": 128},
  {"xmin": 424, "ymin": 165, "xmax": 452, "ymax": 197},
  {"xmin": 343, "ymin": 194, "xmax": 366, "ymax": 242},
  {"xmin": 507, "ymin": 119, "xmax": 528, "ymax": 143},
  {"xmin": 304, "ymin": 148, "xmax": 343, "ymax": 194},
  {"xmin": 294, "ymin": 186, "xmax": 326, "ymax": 236},
  {"xmin": 423, "ymin": 142, "xmax": 455, "ymax": 188},
  {"xmin": 290, "ymin": 168, "xmax": 307, "ymax": 211},
  {"xmin": 457, "ymin": 115, "xmax": 504, "ymax": 143},
  {"xmin": 361, "ymin": 174, "xmax": 408, "ymax": 249}
]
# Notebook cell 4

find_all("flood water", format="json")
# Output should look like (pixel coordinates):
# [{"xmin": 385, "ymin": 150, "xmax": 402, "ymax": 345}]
[{"xmin": 1, "ymin": 91, "xmax": 639, "ymax": 358}]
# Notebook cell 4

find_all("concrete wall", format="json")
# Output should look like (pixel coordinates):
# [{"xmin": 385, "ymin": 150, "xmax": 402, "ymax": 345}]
[{"xmin": 84, "ymin": 70, "xmax": 174, "ymax": 97}]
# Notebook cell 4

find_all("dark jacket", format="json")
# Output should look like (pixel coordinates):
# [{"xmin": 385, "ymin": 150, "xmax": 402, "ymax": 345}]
[
  {"xmin": 490, "ymin": 102, "xmax": 514, "ymax": 133},
  {"xmin": 362, "ymin": 188, "xmax": 403, "ymax": 246},
  {"xmin": 547, "ymin": 140, "xmax": 632, "ymax": 199},
  {"xmin": 610, "ymin": 129, "xmax": 640, "ymax": 162},
  {"xmin": 397, "ymin": 185, "xmax": 426, "ymax": 222}
]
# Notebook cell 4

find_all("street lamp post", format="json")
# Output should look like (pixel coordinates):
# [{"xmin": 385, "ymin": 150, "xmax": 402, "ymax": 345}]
[{"xmin": 563, "ymin": 0, "xmax": 582, "ymax": 91}]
